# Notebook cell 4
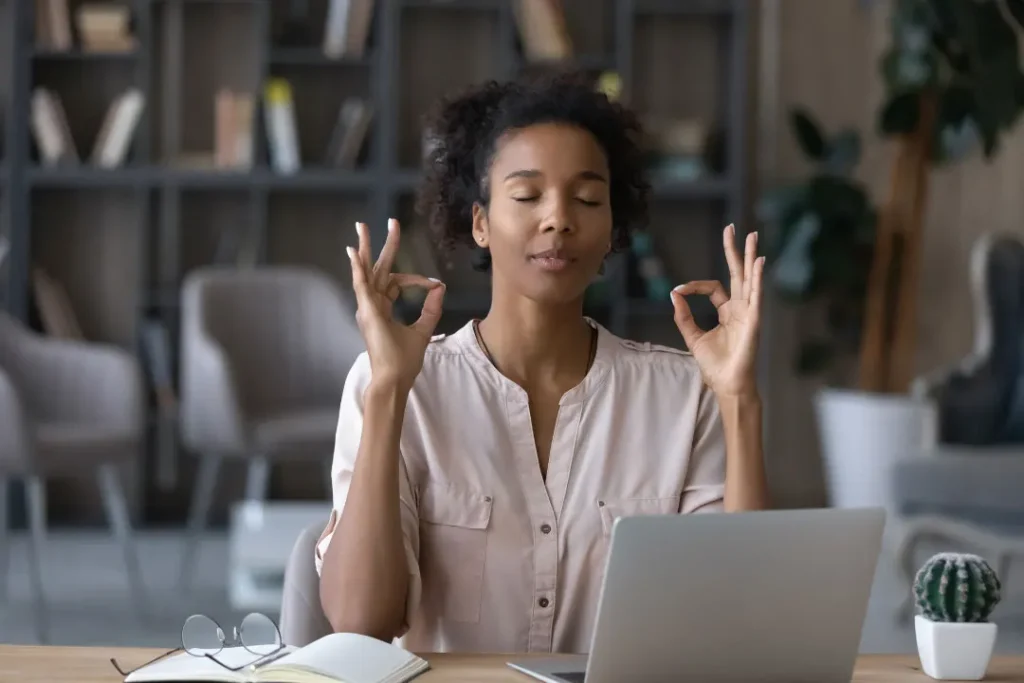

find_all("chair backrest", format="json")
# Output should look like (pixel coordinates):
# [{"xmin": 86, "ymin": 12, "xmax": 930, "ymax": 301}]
[
  {"xmin": 280, "ymin": 521, "xmax": 333, "ymax": 646},
  {"xmin": 181, "ymin": 266, "xmax": 364, "ymax": 417},
  {"xmin": 936, "ymin": 233, "xmax": 1024, "ymax": 444}
]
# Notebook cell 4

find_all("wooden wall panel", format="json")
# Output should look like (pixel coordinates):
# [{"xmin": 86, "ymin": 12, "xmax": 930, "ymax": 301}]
[{"xmin": 757, "ymin": 0, "xmax": 1024, "ymax": 507}]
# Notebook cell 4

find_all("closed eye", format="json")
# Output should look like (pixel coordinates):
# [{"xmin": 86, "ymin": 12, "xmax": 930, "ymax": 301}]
[
  {"xmin": 512, "ymin": 196, "xmax": 539, "ymax": 203},
  {"xmin": 577, "ymin": 198, "xmax": 602, "ymax": 207}
]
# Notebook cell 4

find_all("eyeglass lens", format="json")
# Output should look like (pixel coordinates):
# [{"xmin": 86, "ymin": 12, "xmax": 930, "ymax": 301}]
[
  {"xmin": 182, "ymin": 614, "xmax": 227, "ymax": 656},
  {"xmin": 240, "ymin": 613, "xmax": 282, "ymax": 656}
]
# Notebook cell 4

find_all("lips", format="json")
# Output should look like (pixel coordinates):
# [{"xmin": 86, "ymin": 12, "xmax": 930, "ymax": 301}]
[{"xmin": 529, "ymin": 249, "xmax": 576, "ymax": 272}]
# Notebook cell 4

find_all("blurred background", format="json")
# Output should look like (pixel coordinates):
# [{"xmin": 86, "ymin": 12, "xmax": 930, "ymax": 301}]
[{"xmin": 3, "ymin": 0, "xmax": 1024, "ymax": 656}]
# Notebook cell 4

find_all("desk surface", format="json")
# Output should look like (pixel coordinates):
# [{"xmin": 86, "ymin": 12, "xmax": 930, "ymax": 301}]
[{"xmin": 3, "ymin": 645, "xmax": 1024, "ymax": 682}]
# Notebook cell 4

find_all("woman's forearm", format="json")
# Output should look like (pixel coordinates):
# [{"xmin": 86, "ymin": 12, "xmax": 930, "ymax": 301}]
[
  {"xmin": 718, "ymin": 391, "xmax": 771, "ymax": 511},
  {"xmin": 320, "ymin": 381, "xmax": 411, "ymax": 641}
]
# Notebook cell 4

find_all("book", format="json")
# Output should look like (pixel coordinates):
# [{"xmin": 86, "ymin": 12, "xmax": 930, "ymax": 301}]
[{"xmin": 123, "ymin": 632, "xmax": 430, "ymax": 683}]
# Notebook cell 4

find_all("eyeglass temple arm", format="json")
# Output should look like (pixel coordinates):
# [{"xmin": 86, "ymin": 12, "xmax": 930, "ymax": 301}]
[{"xmin": 110, "ymin": 648, "xmax": 184, "ymax": 676}]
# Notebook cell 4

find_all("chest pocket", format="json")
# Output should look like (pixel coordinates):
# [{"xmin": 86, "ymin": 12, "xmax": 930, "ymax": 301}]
[
  {"xmin": 597, "ymin": 494, "xmax": 682, "ymax": 536},
  {"xmin": 418, "ymin": 483, "xmax": 493, "ymax": 623}
]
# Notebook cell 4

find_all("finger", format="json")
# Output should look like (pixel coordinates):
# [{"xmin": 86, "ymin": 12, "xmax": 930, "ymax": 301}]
[
  {"xmin": 385, "ymin": 273, "xmax": 443, "ymax": 302},
  {"xmin": 674, "ymin": 280, "xmax": 729, "ymax": 308},
  {"xmin": 749, "ymin": 256, "xmax": 765, "ymax": 316},
  {"xmin": 722, "ymin": 224, "xmax": 744, "ymax": 299},
  {"xmin": 373, "ymin": 218, "xmax": 401, "ymax": 289},
  {"xmin": 670, "ymin": 289, "xmax": 704, "ymax": 350},
  {"xmin": 742, "ymin": 230, "xmax": 758, "ymax": 301},
  {"xmin": 356, "ymin": 221, "xmax": 372, "ymax": 273},
  {"xmin": 347, "ymin": 246, "xmax": 370, "ymax": 302},
  {"xmin": 411, "ymin": 280, "xmax": 446, "ymax": 338}
]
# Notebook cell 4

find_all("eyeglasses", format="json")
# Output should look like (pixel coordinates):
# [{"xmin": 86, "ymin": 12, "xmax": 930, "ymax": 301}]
[{"xmin": 110, "ymin": 612, "xmax": 285, "ymax": 677}]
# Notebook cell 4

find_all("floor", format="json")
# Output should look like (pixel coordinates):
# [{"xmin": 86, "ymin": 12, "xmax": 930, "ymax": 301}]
[{"xmin": 2, "ymin": 530, "xmax": 1024, "ymax": 653}]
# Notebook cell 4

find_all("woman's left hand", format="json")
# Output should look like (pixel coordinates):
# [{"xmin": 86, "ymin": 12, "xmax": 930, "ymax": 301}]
[{"xmin": 670, "ymin": 224, "xmax": 764, "ymax": 397}]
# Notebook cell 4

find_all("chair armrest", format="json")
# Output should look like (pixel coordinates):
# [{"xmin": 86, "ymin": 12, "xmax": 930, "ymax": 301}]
[
  {"xmin": 179, "ymin": 324, "xmax": 247, "ymax": 455},
  {"xmin": 23, "ymin": 337, "xmax": 143, "ymax": 433},
  {"xmin": 0, "ymin": 365, "xmax": 34, "ymax": 472},
  {"xmin": 910, "ymin": 351, "xmax": 988, "ymax": 400}
]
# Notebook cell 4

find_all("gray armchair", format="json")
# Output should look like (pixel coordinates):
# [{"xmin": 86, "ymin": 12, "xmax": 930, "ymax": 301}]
[
  {"xmin": 0, "ymin": 311, "xmax": 147, "ymax": 643},
  {"xmin": 177, "ymin": 266, "xmax": 363, "ymax": 590},
  {"xmin": 280, "ymin": 521, "xmax": 332, "ymax": 646},
  {"xmin": 892, "ymin": 233, "xmax": 1024, "ymax": 620}
]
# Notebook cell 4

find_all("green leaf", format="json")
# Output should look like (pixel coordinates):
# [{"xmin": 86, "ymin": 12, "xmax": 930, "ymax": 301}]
[
  {"xmin": 806, "ymin": 175, "xmax": 872, "ymax": 229},
  {"xmin": 756, "ymin": 184, "xmax": 805, "ymax": 226},
  {"xmin": 824, "ymin": 130, "xmax": 861, "ymax": 175},
  {"xmin": 789, "ymin": 108, "xmax": 826, "ymax": 160},
  {"xmin": 796, "ymin": 340, "xmax": 835, "ymax": 376},
  {"xmin": 879, "ymin": 91, "xmax": 921, "ymax": 135}
]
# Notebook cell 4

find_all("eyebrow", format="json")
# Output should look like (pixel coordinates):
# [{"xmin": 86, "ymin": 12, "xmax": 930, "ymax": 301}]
[{"xmin": 503, "ymin": 169, "xmax": 608, "ymax": 183}]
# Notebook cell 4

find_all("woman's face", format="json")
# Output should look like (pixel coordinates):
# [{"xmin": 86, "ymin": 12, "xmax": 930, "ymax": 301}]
[{"xmin": 473, "ymin": 122, "xmax": 613, "ymax": 306}]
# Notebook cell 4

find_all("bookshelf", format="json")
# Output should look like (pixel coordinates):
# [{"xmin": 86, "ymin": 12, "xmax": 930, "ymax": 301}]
[{"xmin": 3, "ymin": 0, "xmax": 752, "ymax": 526}]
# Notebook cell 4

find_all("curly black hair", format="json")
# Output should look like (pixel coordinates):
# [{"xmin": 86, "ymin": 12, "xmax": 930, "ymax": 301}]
[{"xmin": 415, "ymin": 70, "xmax": 651, "ymax": 272}]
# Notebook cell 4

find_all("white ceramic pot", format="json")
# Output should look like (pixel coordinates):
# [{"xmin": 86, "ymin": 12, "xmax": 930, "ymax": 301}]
[
  {"xmin": 814, "ymin": 388, "xmax": 938, "ymax": 511},
  {"xmin": 916, "ymin": 615, "xmax": 998, "ymax": 680}
]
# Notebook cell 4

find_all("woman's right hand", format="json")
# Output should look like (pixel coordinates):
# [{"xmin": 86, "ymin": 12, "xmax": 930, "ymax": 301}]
[{"xmin": 347, "ymin": 218, "xmax": 446, "ymax": 392}]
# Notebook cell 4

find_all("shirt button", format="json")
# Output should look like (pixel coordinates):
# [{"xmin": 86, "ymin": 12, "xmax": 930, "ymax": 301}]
[
  {"xmin": 538, "ymin": 597, "xmax": 550, "ymax": 608},
  {"xmin": 540, "ymin": 523, "xmax": 552, "ymax": 534}
]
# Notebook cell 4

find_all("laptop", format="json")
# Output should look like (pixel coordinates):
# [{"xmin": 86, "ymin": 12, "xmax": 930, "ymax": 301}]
[{"xmin": 507, "ymin": 507, "xmax": 885, "ymax": 683}]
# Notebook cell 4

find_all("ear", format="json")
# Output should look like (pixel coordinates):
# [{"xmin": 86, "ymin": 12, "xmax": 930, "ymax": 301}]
[{"xmin": 471, "ymin": 202, "xmax": 489, "ymax": 248}]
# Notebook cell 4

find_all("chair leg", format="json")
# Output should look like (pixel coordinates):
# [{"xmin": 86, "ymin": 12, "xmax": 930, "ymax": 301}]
[
  {"xmin": 97, "ymin": 464, "xmax": 148, "ymax": 620},
  {"xmin": 25, "ymin": 476, "xmax": 49, "ymax": 644},
  {"xmin": 245, "ymin": 457, "xmax": 270, "ymax": 503},
  {"xmin": 179, "ymin": 454, "xmax": 222, "ymax": 591},
  {"xmin": 0, "ymin": 477, "xmax": 8, "ymax": 603}
]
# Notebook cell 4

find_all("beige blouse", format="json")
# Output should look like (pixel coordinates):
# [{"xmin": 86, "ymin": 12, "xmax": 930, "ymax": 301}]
[{"xmin": 315, "ymin": 319, "xmax": 726, "ymax": 654}]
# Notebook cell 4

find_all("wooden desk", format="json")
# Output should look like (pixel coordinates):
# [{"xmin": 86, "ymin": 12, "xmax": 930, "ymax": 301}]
[{"xmin": 3, "ymin": 645, "xmax": 1024, "ymax": 682}]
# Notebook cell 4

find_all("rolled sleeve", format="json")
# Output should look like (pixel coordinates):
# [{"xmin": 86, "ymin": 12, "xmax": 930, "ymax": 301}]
[
  {"xmin": 315, "ymin": 352, "xmax": 422, "ymax": 636},
  {"xmin": 680, "ymin": 383, "xmax": 726, "ymax": 514}
]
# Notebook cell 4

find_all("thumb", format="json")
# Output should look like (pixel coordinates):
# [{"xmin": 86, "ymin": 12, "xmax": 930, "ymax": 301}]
[
  {"xmin": 411, "ymin": 281, "xmax": 445, "ymax": 338},
  {"xmin": 670, "ymin": 289, "xmax": 704, "ymax": 351}
]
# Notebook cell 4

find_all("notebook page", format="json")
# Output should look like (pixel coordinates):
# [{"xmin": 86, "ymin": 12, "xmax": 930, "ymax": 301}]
[
  {"xmin": 125, "ymin": 646, "xmax": 294, "ymax": 683},
  {"xmin": 265, "ymin": 633, "xmax": 426, "ymax": 683}
]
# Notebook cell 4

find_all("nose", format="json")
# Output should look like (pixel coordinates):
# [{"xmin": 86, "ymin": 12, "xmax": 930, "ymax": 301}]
[{"xmin": 539, "ymin": 194, "xmax": 574, "ymax": 234}]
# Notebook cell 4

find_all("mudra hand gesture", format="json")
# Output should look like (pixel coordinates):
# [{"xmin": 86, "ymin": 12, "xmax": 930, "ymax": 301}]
[
  {"xmin": 670, "ymin": 224, "xmax": 764, "ymax": 397},
  {"xmin": 347, "ymin": 219, "xmax": 446, "ymax": 392}
]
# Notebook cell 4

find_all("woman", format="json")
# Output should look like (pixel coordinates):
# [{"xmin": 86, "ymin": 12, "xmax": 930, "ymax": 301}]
[{"xmin": 317, "ymin": 72, "xmax": 769, "ymax": 654}]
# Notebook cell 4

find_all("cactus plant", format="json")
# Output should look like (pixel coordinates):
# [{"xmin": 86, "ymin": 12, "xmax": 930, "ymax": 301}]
[{"xmin": 913, "ymin": 552, "xmax": 1002, "ymax": 623}]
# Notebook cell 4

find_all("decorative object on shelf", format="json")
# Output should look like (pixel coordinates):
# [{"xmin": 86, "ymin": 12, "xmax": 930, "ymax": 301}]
[
  {"xmin": 263, "ymin": 78, "xmax": 301, "ymax": 175},
  {"xmin": 74, "ymin": 3, "xmax": 136, "ymax": 53},
  {"xmin": 30, "ymin": 88, "xmax": 79, "ymax": 166},
  {"xmin": 643, "ymin": 117, "xmax": 709, "ymax": 183},
  {"xmin": 858, "ymin": 0, "xmax": 1024, "ymax": 394},
  {"xmin": 913, "ymin": 552, "xmax": 1001, "ymax": 680},
  {"xmin": 512, "ymin": 0, "xmax": 573, "ymax": 62},
  {"xmin": 323, "ymin": 0, "xmax": 376, "ymax": 59},
  {"xmin": 214, "ymin": 89, "xmax": 255, "ymax": 170}
]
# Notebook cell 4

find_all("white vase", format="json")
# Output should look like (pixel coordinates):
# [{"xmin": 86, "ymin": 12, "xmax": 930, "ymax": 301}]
[
  {"xmin": 814, "ymin": 388, "xmax": 938, "ymax": 511},
  {"xmin": 916, "ymin": 615, "xmax": 998, "ymax": 680}
]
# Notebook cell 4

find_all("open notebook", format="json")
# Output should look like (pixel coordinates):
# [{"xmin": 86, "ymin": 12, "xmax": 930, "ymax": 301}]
[{"xmin": 123, "ymin": 632, "xmax": 430, "ymax": 683}]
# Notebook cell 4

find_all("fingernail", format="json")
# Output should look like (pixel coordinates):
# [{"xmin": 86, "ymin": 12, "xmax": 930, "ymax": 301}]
[
  {"xmin": 727, "ymin": 223, "xmax": 735, "ymax": 234},
  {"xmin": 388, "ymin": 218, "xmax": 396, "ymax": 231},
  {"xmin": 428, "ymin": 277, "xmax": 442, "ymax": 283},
  {"xmin": 355, "ymin": 222, "xmax": 362, "ymax": 233},
  {"xmin": 346, "ymin": 246, "xmax": 355, "ymax": 259}
]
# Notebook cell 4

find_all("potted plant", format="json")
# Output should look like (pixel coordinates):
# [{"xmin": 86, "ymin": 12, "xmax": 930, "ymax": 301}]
[
  {"xmin": 758, "ymin": 110, "xmax": 941, "ymax": 509},
  {"xmin": 758, "ymin": 0, "xmax": 1024, "ymax": 509},
  {"xmin": 913, "ymin": 552, "xmax": 1002, "ymax": 680}
]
